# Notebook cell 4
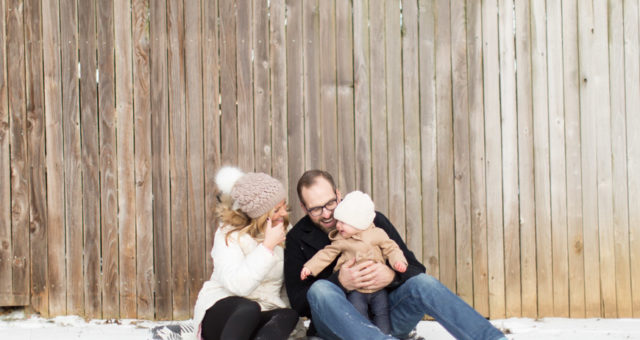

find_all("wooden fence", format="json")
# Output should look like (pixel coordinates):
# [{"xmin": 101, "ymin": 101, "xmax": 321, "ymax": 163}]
[{"xmin": 1, "ymin": 0, "xmax": 639, "ymax": 320}]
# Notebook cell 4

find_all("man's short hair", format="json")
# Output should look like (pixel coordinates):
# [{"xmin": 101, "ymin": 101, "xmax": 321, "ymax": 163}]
[{"xmin": 296, "ymin": 169, "xmax": 337, "ymax": 207}]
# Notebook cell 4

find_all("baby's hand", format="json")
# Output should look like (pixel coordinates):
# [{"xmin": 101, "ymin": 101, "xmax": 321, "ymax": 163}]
[
  {"xmin": 300, "ymin": 267, "xmax": 312, "ymax": 280},
  {"xmin": 393, "ymin": 262, "xmax": 407, "ymax": 273}
]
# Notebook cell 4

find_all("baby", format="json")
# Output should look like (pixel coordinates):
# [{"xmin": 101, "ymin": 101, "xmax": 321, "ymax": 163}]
[{"xmin": 300, "ymin": 191, "xmax": 407, "ymax": 335}]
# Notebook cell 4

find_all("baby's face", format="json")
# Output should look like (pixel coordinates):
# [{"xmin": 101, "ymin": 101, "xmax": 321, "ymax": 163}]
[{"xmin": 336, "ymin": 220, "xmax": 360, "ymax": 238}]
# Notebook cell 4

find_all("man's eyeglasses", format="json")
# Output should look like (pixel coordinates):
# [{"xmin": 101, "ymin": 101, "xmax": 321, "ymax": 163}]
[{"xmin": 306, "ymin": 198, "xmax": 338, "ymax": 217}]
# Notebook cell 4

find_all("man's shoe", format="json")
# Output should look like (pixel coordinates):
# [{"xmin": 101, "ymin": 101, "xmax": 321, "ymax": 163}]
[{"xmin": 403, "ymin": 329, "xmax": 425, "ymax": 340}]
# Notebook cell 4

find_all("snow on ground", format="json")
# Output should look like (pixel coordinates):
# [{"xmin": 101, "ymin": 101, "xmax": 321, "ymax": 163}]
[{"xmin": 1, "ymin": 308, "xmax": 640, "ymax": 339}]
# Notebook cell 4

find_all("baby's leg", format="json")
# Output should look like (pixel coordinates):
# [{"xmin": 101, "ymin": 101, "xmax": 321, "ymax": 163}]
[
  {"xmin": 347, "ymin": 290, "xmax": 370, "ymax": 319},
  {"xmin": 369, "ymin": 289, "xmax": 391, "ymax": 335}
]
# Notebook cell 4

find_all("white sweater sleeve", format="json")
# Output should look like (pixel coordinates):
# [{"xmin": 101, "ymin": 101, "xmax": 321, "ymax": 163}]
[{"xmin": 211, "ymin": 228, "xmax": 278, "ymax": 297}]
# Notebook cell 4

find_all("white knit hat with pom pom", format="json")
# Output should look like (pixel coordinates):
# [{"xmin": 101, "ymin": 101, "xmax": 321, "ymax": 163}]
[{"xmin": 215, "ymin": 166, "xmax": 286, "ymax": 219}]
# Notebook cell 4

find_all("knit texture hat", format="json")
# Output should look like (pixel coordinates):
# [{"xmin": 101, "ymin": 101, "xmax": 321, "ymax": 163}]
[
  {"xmin": 333, "ymin": 191, "xmax": 375, "ymax": 230},
  {"xmin": 215, "ymin": 166, "xmax": 286, "ymax": 219}
]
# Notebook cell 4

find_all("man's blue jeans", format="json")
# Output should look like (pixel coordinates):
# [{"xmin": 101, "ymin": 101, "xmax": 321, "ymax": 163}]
[{"xmin": 307, "ymin": 274, "xmax": 505, "ymax": 340}]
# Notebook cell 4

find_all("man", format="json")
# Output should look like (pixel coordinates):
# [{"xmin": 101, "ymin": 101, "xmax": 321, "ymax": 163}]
[{"xmin": 284, "ymin": 170, "xmax": 506, "ymax": 340}]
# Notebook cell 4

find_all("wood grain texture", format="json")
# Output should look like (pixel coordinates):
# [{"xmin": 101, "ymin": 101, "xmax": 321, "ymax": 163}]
[
  {"xmin": 353, "ymin": 0, "xmax": 371, "ymax": 195},
  {"xmin": 303, "ymin": 0, "xmax": 321, "ymax": 170},
  {"xmin": 319, "ymin": 0, "xmax": 338, "ymax": 180},
  {"xmin": 253, "ymin": 0, "xmax": 270, "ymax": 174},
  {"xmin": 78, "ymin": 0, "xmax": 101, "ymax": 319},
  {"xmin": 270, "ymin": 0, "xmax": 288, "ymax": 195},
  {"xmin": 466, "ymin": 0, "xmax": 488, "ymax": 316},
  {"xmin": 133, "ymin": 0, "xmax": 154, "ymax": 320},
  {"xmin": 219, "ymin": 0, "xmax": 237, "ymax": 165},
  {"xmin": 236, "ymin": 0, "xmax": 253, "ymax": 170}
]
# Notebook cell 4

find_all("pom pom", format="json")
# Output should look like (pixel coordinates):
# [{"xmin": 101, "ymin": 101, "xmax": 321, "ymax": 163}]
[{"xmin": 215, "ymin": 166, "xmax": 244, "ymax": 194}]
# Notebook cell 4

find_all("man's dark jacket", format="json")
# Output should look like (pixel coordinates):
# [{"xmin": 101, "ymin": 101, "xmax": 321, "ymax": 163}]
[{"xmin": 284, "ymin": 212, "xmax": 426, "ymax": 334}]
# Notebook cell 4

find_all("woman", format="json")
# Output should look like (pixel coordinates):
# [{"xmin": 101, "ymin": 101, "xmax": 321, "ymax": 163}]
[{"xmin": 192, "ymin": 166, "xmax": 299, "ymax": 340}]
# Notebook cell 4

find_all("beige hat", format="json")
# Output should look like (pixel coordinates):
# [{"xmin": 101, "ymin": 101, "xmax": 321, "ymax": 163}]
[
  {"xmin": 215, "ymin": 166, "xmax": 286, "ymax": 219},
  {"xmin": 333, "ymin": 191, "xmax": 375, "ymax": 230}
]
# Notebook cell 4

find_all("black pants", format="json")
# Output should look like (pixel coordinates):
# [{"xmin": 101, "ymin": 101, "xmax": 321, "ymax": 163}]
[{"xmin": 201, "ymin": 296, "xmax": 298, "ymax": 340}]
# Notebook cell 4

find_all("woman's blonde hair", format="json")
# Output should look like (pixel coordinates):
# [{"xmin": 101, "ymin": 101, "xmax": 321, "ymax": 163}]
[{"xmin": 216, "ymin": 194, "xmax": 288, "ymax": 245}]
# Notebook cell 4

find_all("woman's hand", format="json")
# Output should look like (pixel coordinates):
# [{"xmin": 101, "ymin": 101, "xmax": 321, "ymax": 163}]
[{"xmin": 263, "ymin": 217, "xmax": 286, "ymax": 251}]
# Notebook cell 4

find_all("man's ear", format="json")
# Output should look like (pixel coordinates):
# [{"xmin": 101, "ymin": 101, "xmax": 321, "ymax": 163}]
[
  {"xmin": 336, "ymin": 189, "xmax": 342, "ymax": 202},
  {"xmin": 300, "ymin": 202, "xmax": 306, "ymax": 211}
]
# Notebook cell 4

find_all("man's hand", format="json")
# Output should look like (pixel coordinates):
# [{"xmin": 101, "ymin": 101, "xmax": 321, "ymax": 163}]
[{"xmin": 338, "ymin": 259, "xmax": 395, "ymax": 291}]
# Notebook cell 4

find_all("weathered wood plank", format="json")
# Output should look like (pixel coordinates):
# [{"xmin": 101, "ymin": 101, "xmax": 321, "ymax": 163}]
[
  {"xmin": 236, "ymin": 0, "xmax": 253, "ymax": 170},
  {"xmin": 219, "ymin": 0, "xmax": 237, "ymax": 165},
  {"xmin": 115, "ymin": 0, "xmax": 136, "ymax": 319},
  {"xmin": 593, "ymin": 0, "xmax": 617, "ymax": 318},
  {"xmin": 42, "ymin": 0, "xmax": 66, "ymax": 316},
  {"xmin": 133, "ymin": 0, "xmax": 154, "ymax": 320},
  {"xmin": 60, "ymin": 0, "xmax": 83, "ymax": 315},
  {"xmin": 167, "ymin": 0, "xmax": 189, "ymax": 320},
  {"xmin": 514, "ymin": 0, "xmax": 537, "ymax": 318},
  {"xmin": 402, "ymin": 0, "xmax": 423, "ymax": 262},
  {"xmin": 286, "ymin": 0, "xmax": 304, "ymax": 220},
  {"xmin": 25, "ymin": 0, "xmax": 47, "ymax": 316},
  {"xmin": 185, "ymin": 0, "xmax": 205, "ymax": 319},
  {"xmin": 531, "ymin": 0, "xmax": 553, "ymax": 317},
  {"xmin": 150, "ymin": 0, "xmax": 172, "ymax": 320},
  {"xmin": 303, "ymin": 0, "xmax": 321, "ymax": 170},
  {"xmin": 466, "ymin": 0, "xmax": 488, "ymax": 317},
  {"xmin": 353, "ymin": 0, "xmax": 371, "ymax": 194},
  {"xmin": 436, "ymin": 0, "xmax": 454, "ymax": 290},
  {"xmin": 270, "ymin": 0, "xmax": 288, "ymax": 194},
  {"xmin": 483, "ymin": 0, "xmax": 506, "ymax": 319},
  {"xmin": 78, "ymin": 0, "xmax": 101, "ymax": 319},
  {"xmin": 386, "ymin": 0, "xmax": 405, "ymax": 241},
  {"xmin": 0, "ymin": 0, "xmax": 10, "ymax": 309},
  {"xmin": 547, "ymin": 0, "xmax": 569, "ymax": 317},
  {"xmin": 608, "ymin": 0, "xmax": 633, "ymax": 318},
  {"xmin": 369, "ymin": 0, "xmax": 388, "ymax": 214},
  {"xmin": 562, "ymin": 0, "xmax": 585, "ymax": 318},
  {"xmin": 320, "ymin": 0, "xmax": 338, "ymax": 180},
  {"xmin": 335, "ymin": 0, "xmax": 355, "ymax": 194},
  {"xmin": 97, "ymin": 0, "xmax": 118, "ymax": 319},
  {"xmin": 253, "ymin": 0, "xmax": 270, "ymax": 173},
  {"xmin": 203, "ymin": 0, "xmax": 220, "ymax": 277},
  {"xmin": 624, "ymin": 0, "xmax": 640, "ymax": 317},
  {"xmin": 577, "ymin": 0, "xmax": 602, "ymax": 318},
  {"xmin": 499, "ymin": 0, "xmax": 521, "ymax": 318}
]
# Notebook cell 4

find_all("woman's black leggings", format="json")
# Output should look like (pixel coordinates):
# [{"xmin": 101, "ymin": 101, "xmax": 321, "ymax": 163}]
[{"xmin": 201, "ymin": 296, "xmax": 298, "ymax": 340}]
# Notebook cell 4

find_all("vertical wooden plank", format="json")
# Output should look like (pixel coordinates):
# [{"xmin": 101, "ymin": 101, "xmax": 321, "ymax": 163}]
[
  {"xmin": 236, "ymin": 0, "xmax": 253, "ymax": 170},
  {"xmin": 78, "ymin": 0, "xmax": 101, "ymax": 319},
  {"xmin": 499, "ymin": 0, "xmax": 521, "ymax": 318},
  {"xmin": 25, "ymin": 0, "xmax": 48, "ymax": 315},
  {"xmin": 531, "ymin": 0, "xmax": 553, "ymax": 317},
  {"xmin": 450, "ymin": 0, "xmax": 471, "ymax": 304},
  {"xmin": 577, "ymin": 0, "xmax": 602, "ymax": 318},
  {"xmin": 319, "ymin": 0, "xmax": 338, "ymax": 180},
  {"xmin": 594, "ymin": 0, "xmax": 617, "ymax": 318},
  {"xmin": 303, "ymin": 0, "xmax": 321, "ymax": 170},
  {"xmin": 386, "ymin": 0, "xmax": 405, "ymax": 240},
  {"xmin": 335, "ymin": 0, "xmax": 355, "ymax": 194},
  {"xmin": 133, "ymin": 0, "xmax": 154, "ymax": 320},
  {"xmin": 369, "ymin": 0, "xmax": 388, "ymax": 214},
  {"xmin": 482, "ymin": 0, "xmax": 506, "ymax": 319},
  {"xmin": 624, "ymin": 0, "xmax": 640, "ymax": 317},
  {"xmin": 60, "ymin": 0, "xmax": 83, "ymax": 315},
  {"xmin": 435, "ymin": 0, "xmax": 454, "ymax": 290},
  {"xmin": 115, "ymin": 0, "xmax": 136, "ymax": 319},
  {"xmin": 219, "ymin": 0, "xmax": 237, "ymax": 165},
  {"xmin": 0, "ymin": 0, "xmax": 9, "ymax": 306},
  {"xmin": 353, "ymin": 0, "xmax": 371, "ymax": 194},
  {"xmin": 98, "ymin": 0, "xmax": 118, "ymax": 319},
  {"xmin": 562, "ymin": 0, "xmax": 585, "ymax": 318},
  {"xmin": 271, "ymin": 0, "xmax": 288, "ymax": 191},
  {"xmin": 7, "ymin": 0, "xmax": 30, "ymax": 306},
  {"xmin": 185, "ymin": 0, "xmax": 205, "ymax": 319},
  {"xmin": 42, "ymin": 0, "xmax": 66, "ymax": 316},
  {"xmin": 402, "ymin": 0, "xmax": 423, "ymax": 261},
  {"xmin": 203, "ymin": 0, "xmax": 220, "ymax": 277},
  {"xmin": 150, "ymin": 0, "xmax": 172, "ymax": 320},
  {"xmin": 417, "ymin": 0, "xmax": 437, "ymax": 278},
  {"xmin": 253, "ymin": 0, "xmax": 270, "ymax": 173},
  {"xmin": 466, "ymin": 0, "xmax": 488, "ymax": 317},
  {"xmin": 286, "ymin": 0, "xmax": 304, "ymax": 220},
  {"xmin": 167, "ymin": 0, "xmax": 189, "ymax": 320},
  {"xmin": 514, "ymin": 0, "xmax": 537, "ymax": 318},
  {"xmin": 547, "ymin": 0, "xmax": 569, "ymax": 317},
  {"xmin": 609, "ymin": 0, "xmax": 633, "ymax": 318}
]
